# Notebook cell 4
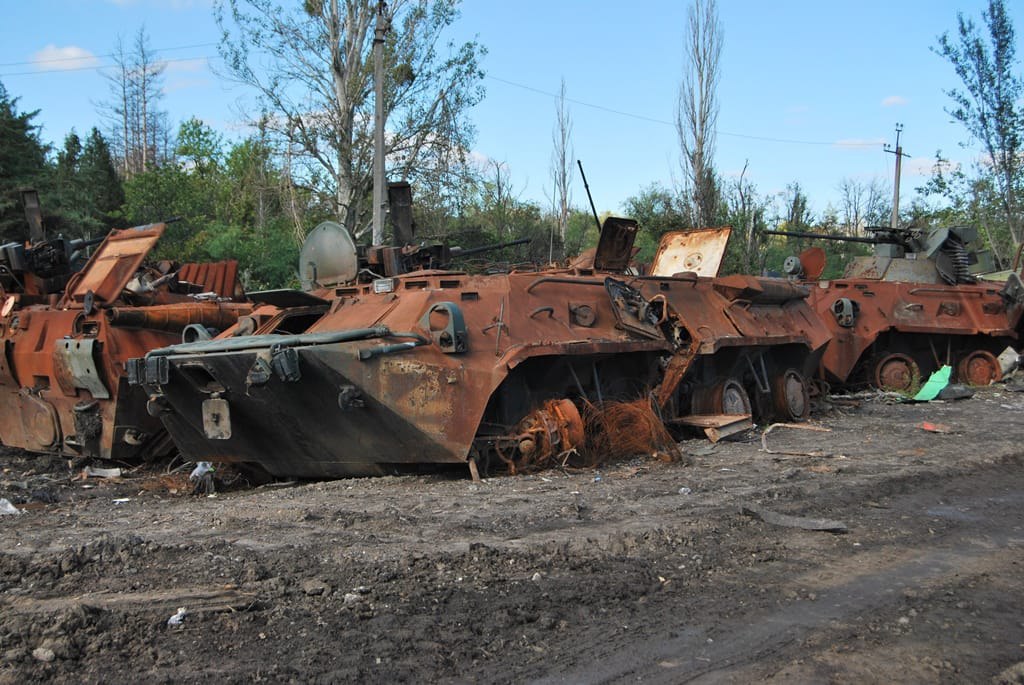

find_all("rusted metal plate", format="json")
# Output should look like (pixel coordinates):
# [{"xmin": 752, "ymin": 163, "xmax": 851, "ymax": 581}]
[
  {"xmin": 66, "ymin": 225, "xmax": 165, "ymax": 304},
  {"xmin": 651, "ymin": 227, "xmax": 732, "ymax": 278},
  {"xmin": 178, "ymin": 260, "xmax": 244, "ymax": 300},
  {"xmin": 593, "ymin": 217, "xmax": 639, "ymax": 272}
]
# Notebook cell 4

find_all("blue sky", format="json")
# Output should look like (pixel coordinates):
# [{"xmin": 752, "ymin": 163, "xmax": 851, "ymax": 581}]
[{"xmin": 2, "ymin": 0, "xmax": 1020, "ymax": 221}]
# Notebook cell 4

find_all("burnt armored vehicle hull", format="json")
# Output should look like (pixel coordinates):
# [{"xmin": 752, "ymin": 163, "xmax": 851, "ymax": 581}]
[
  {"xmin": 132, "ymin": 225, "xmax": 829, "ymax": 478},
  {"xmin": 770, "ymin": 226, "xmax": 1024, "ymax": 391},
  {"xmin": 0, "ymin": 224, "xmax": 251, "ymax": 460},
  {"xmin": 807, "ymin": 278, "xmax": 1021, "ymax": 390}
]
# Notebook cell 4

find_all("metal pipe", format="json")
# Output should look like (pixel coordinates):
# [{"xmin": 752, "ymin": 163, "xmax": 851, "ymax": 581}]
[
  {"xmin": 357, "ymin": 340, "xmax": 424, "ymax": 360},
  {"xmin": 106, "ymin": 304, "xmax": 243, "ymax": 332},
  {"xmin": 526, "ymin": 276, "xmax": 605, "ymax": 293},
  {"xmin": 577, "ymin": 160, "xmax": 602, "ymax": 234},
  {"xmin": 147, "ymin": 326, "xmax": 428, "ymax": 357}
]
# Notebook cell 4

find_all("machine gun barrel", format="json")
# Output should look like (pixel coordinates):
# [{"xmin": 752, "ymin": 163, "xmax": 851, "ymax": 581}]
[
  {"xmin": 449, "ymin": 237, "xmax": 531, "ymax": 258},
  {"xmin": 763, "ymin": 229, "xmax": 884, "ymax": 246},
  {"xmin": 68, "ymin": 235, "xmax": 108, "ymax": 252}
]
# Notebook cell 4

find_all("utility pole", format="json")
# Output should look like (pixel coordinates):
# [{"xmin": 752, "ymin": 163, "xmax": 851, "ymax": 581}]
[
  {"xmin": 372, "ymin": 1, "xmax": 390, "ymax": 245},
  {"xmin": 884, "ymin": 124, "xmax": 910, "ymax": 229}
]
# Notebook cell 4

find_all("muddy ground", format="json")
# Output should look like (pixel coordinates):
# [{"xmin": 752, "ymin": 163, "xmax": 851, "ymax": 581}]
[{"xmin": 0, "ymin": 385, "xmax": 1023, "ymax": 684}]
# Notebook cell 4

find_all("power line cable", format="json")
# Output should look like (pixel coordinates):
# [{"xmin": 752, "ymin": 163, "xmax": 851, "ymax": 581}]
[
  {"xmin": 486, "ymin": 74, "xmax": 882, "ymax": 149},
  {"xmin": 0, "ymin": 42, "xmax": 219, "ymax": 68},
  {"xmin": 0, "ymin": 54, "xmax": 218, "ymax": 77}
]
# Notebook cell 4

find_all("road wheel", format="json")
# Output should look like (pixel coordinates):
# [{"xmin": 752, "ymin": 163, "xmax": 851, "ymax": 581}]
[
  {"xmin": 957, "ymin": 350, "xmax": 1002, "ymax": 386},
  {"xmin": 772, "ymin": 368, "xmax": 810, "ymax": 421},
  {"xmin": 873, "ymin": 353, "xmax": 920, "ymax": 392},
  {"xmin": 692, "ymin": 378, "xmax": 752, "ymax": 415}
]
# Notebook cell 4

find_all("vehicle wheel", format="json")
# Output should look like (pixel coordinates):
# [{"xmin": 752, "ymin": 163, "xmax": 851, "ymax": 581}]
[
  {"xmin": 956, "ymin": 350, "xmax": 1002, "ymax": 386},
  {"xmin": 692, "ymin": 377, "xmax": 751, "ymax": 415},
  {"xmin": 873, "ymin": 353, "xmax": 920, "ymax": 392},
  {"xmin": 772, "ymin": 368, "xmax": 810, "ymax": 421}
]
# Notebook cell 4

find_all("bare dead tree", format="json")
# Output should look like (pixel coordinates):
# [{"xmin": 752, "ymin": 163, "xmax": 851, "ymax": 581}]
[
  {"xmin": 838, "ymin": 177, "xmax": 890, "ymax": 236},
  {"xmin": 100, "ymin": 28, "xmax": 168, "ymax": 176},
  {"xmin": 675, "ymin": 0, "xmax": 722, "ymax": 228},
  {"xmin": 550, "ymin": 78, "xmax": 573, "ymax": 242}
]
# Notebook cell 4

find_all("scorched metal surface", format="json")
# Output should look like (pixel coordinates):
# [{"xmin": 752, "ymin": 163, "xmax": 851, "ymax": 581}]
[{"xmin": 134, "ymin": 224, "xmax": 830, "ymax": 478}]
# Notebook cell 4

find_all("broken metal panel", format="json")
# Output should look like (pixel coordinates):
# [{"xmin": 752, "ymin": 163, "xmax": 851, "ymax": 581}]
[
  {"xmin": 651, "ymin": 227, "xmax": 732, "ymax": 278},
  {"xmin": 66, "ymin": 226, "xmax": 165, "ymax": 305},
  {"xmin": 593, "ymin": 217, "xmax": 639, "ymax": 272}
]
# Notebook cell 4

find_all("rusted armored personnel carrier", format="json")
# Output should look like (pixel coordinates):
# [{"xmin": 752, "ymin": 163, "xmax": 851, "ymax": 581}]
[
  {"xmin": 768, "ymin": 226, "xmax": 1024, "ymax": 391},
  {"xmin": 130, "ymin": 204, "xmax": 830, "ymax": 478},
  {"xmin": 0, "ymin": 199, "xmax": 251, "ymax": 461}
]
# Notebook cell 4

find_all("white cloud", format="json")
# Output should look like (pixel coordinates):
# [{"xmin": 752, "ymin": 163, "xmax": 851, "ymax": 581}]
[
  {"xmin": 164, "ymin": 77, "xmax": 212, "ymax": 94},
  {"xmin": 106, "ymin": 0, "xmax": 210, "ymax": 7},
  {"xmin": 906, "ymin": 157, "xmax": 942, "ymax": 177},
  {"xmin": 32, "ymin": 45, "xmax": 99, "ymax": 72},
  {"xmin": 833, "ymin": 138, "xmax": 886, "ymax": 150},
  {"xmin": 881, "ymin": 95, "xmax": 909, "ymax": 107},
  {"xmin": 160, "ymin": 58, "xmax": 209, "ymax": 74}
]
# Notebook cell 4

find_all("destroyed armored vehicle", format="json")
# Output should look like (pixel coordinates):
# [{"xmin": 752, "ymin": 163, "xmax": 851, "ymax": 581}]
[
  {"xmin": 0, "ymin": 198, "xmax": 251, "ymax": 461},
  {"xmin": 130, "ymin": 196, "xmax": 831, "ymax": 478},
  {"xmin": 768, "ymin": 225, "xmax": 1024, "ymax": 391}
]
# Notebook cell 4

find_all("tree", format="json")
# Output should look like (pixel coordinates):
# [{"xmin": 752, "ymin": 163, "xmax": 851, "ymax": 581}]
[
  {"xmin": 919, "ymin": 150, "xmax": 1009, "ymax": 264},
  {"xmin": 0, "ymin": 81, "xmax": 48, "ymax": 242},
  {"xmin": 45, "ymin": 128, "xmax": 125, "ymax": 238},
  {"xmin": 935, "ymin": 0, "xmax": 1023, "ymax": 255},
  {"xmin": 782, "ymin": 182, "xmax": 813, "ymax": 232},
  {"xmin": 101, "ymin": 28, "xmax": 170, "ymax": 176},
  {"xmin": 723, "ymin": 162, "xmax": 768, "ymax": 274},
  {"xmin": 215, "ymin": 0, "xmax": 486, "ymax": 240},
  {"xmin": 625, "ymin": 183, "xmax": 689, "ymax": 263},
  {"xmin": 837, "ymin": 177, "xmax": 889, "ymax": 236},
  {"xmin": 675, "ymin": 0, "xmax": 722, "ymax": 229},
  {"xmin": 550, "ymin": 78, "xmax": 573, "ymax": 243},
  {"xmin": 79, "ymin": 128, "xmax": 126, "ymax": 227},
  {"xmin": 176, "ymin": 118, "xmax": 224, "ymax": 177}
]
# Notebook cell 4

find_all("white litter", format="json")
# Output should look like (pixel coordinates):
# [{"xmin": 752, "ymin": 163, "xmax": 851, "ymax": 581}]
[{"xmin": 167, "ymin": 607, "xmax": 188, "ymax": 626}]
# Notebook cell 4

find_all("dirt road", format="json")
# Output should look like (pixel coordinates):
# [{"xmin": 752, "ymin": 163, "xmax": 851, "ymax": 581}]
[{"xmin": 1, "ymin": 387, "xmax": 1023, "ymax": 683}]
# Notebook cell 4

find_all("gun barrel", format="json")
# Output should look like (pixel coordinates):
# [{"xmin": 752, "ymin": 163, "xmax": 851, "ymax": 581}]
[
  {"xmin": 450, "ymin": 238, "xmax": 531, "ymax": 258},
  {"xmin": 763, "ymin": 230, "xmax": 881, "ymax": 246},
  {"xmin": 68, "ymin": 235, "xmax": 108, "ymax": 251}
]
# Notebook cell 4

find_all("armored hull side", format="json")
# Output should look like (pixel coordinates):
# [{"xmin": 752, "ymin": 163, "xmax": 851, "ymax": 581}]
[
  {"xmin": 808, "ymin": 278, "xmax": 1021, "ymax": 389},
  {"xmin": 135, "ymin": 265, "xmax": 831, "ymax": 478}
]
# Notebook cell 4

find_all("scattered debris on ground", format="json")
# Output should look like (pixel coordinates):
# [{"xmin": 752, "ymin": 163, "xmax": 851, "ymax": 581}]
[{"xmin": 0, "ymin": 385, "xmax": 1021, "ymax": 682}]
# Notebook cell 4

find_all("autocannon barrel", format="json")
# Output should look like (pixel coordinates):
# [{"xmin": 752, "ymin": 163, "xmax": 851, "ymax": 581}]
[
  {"xmin": 105, "ymin": 303, "xmax": 246, "ymax": 333},
  {"xmin": 68, "ymin": 235, "xmax": 108, "ymax": 252},
  {"xmin": 449, "ymin": 237, "xmax": 531, "ymax": 258},
  {"xmin": 763, "ymin": 229, "xmax": 882, "ymax": 246}
]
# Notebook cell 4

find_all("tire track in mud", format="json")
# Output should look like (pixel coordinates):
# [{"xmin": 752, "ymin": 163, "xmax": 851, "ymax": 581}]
[{"xmin": 533, "ymin": 464, "xmax": 1024, "ymax": 684}]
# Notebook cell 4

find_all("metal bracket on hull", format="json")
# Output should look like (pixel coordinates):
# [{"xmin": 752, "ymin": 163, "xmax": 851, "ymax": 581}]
[{"xmin": 53, "ymin": 338, "xmax": 110, "ymax": 399}]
